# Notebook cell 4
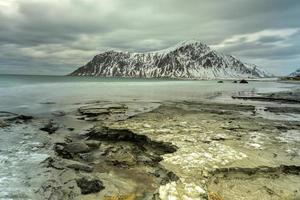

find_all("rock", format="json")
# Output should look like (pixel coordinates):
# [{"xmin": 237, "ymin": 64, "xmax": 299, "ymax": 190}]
[
  {"xmin": 233, "ymin": 80, "xmax": 238, "ymax": 83},
  {"xmin": 217, "ymin": 81, "xmax": 224, "ymax": 83},
  {"xmin": 84, "ymin": 140, "xmax": 101, "ymax": 149},
  {"xmin": 0, "ymin": 120, "xmax": 8, "ymax": 128},
  {"xmin": 87, "ymin": 126, "xmax": 177, "ymax": 154},
  {"xmin": 76, "ymin": 177, "xmax": 105, "ymax": 194},
  {"xmin": 66, "ymin": 161, "xmax": 93, "ymax": 172},
  {"xmin": 16, "ymin": 115, "xmax": 33, "ymax": 121},
  {"xmin": 78, "ymin": 106, "xmax": 110, "ymax": 117},
  {"xmin": 40, "ymin": 120, "xmax": 59, "ymax": 134},
  {"xmin": 40, "ymin": 102, "xmax": 56, "ymax": 104},
  {"xmin": 65, "ymin": 142, "xmax": 91, "ymax": 154},
  {"xmin": 54, "ymin": 143, "xmax": 73, "ymax": 159},
  {"xmin": 2, "ymin": 112, "xmax": 33, "ymax": 123},
  {"xmin": 239, "ymin": 79, "xmax": 249, "ymax": 84},
  {"xmin": 42, "ymin": 157, "xmax": 65, "ymax": 170},
  {"xmin": 153, "ymin": 167, "xmax": 179, "ymax": 185},
  {"xmin": 52, "ymin": 111, "xmax": 66, "ymax": 117}
]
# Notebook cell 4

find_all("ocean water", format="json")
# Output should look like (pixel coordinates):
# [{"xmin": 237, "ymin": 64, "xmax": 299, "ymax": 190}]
[
  {"xmin": 0, "ymin": 74, "xmax": 299, "ymax": 199},
  {"xmin": 0, "ymin": 74, "xmax": 297, "ymax": 115}
]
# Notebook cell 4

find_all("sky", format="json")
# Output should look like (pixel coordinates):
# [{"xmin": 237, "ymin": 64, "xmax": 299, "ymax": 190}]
[{"xmin": 0, "ymin": 0, "xmax": 299, "ymax": 76}]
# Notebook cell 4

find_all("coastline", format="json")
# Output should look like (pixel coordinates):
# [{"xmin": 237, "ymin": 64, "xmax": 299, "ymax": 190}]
[{"xmin": 1, "ymin": 83, "xmax": 300, "ymax": 199}]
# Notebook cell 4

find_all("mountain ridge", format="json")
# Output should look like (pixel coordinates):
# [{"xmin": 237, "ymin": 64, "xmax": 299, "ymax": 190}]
[{"xmin": 69, "ymin": 41, "xmax": 271, "ymax": 79}]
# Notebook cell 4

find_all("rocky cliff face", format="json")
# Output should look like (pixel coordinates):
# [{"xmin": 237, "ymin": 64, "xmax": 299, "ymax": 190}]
[{"xmin": 69, "ymin": 41, "xmax": 270, "ymax": 79}]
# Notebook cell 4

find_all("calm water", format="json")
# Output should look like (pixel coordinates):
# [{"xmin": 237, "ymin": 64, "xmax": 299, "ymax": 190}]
[
  {"xmin": 0, "ymin": 74, "xmax": 298, "ymax": 115},
  {"xmin": 0, "ymin": 74, "xmax": 299, "ymax": 199}
]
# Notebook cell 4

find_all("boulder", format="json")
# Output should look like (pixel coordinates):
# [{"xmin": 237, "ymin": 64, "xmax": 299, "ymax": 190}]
[
  {"xmin": 0, "ymin": 120, "xmax": 8, "ymax": 128},
  {"xmin": 240, "ymin": 79, "xmax": 249, "ymax": 84},
  {"xmin": 40, "ymin": 120, "xmax": 59, "ymax": 134},
  {"xmin": 65, "ymin": 142, "xmax": 91, "ymax": 154},
  {"xmin": 76, "ymin": 178, "xmax": 105, "ymax": 194}
]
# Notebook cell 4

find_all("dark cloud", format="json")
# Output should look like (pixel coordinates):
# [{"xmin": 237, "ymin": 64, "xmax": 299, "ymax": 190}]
[{"xmin": 0, "ymin": 0, "xmax": 299, "ymax": 75}]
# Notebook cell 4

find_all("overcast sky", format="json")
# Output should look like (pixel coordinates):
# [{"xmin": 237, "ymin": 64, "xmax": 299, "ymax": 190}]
[{"xmin": 0, "ymin": 0, "xmax": 299, "ymax": 75}]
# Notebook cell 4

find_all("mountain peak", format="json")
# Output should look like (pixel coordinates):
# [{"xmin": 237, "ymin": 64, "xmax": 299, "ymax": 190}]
[
  {"xmin": 69, "ymin": 41, "xmax": 270, "ymax": 79},
  {"xmin": 148, "ymin": 40, "xmax": 210, "ymax": 55}
]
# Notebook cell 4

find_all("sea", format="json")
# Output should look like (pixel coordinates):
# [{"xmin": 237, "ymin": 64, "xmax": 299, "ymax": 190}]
[{"xmin": 0, "ymin": 74, "xmax": 297, "ymax": 114}]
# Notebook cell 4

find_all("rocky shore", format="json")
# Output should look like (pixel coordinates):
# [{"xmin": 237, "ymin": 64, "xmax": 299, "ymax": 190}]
[{"xmin": 1, "ymin": 89, "xmax": 300, "ymax": 200}]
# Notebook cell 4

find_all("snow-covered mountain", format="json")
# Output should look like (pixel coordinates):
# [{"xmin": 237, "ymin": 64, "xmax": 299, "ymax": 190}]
[
  {"xmin": 289, "ymin": 68, "xmax": 300, "ymax": 77},
  {"xmin": 69, "ymin": 41, "xmax": 270, "ymax": 79}
]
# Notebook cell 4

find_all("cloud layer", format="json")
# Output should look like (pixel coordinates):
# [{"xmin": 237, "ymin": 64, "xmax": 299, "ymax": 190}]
[{"xmin": 0, "ymin": 0, "xmax": 300, "ymax": 75}]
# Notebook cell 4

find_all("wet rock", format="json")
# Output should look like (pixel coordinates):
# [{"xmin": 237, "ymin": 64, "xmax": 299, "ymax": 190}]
[
  {"xmin": 83, "ymin": 140, "xmax": 100, "ymax": 150},
  {"xmin": 40, "ymin": 120, "xmax": 59, "ymax": 134},
  {"xmin": 76, "ymin": 177, "xmax": 105, "ymax": 194},
  {"xmin": 64, "ymin": 142, "xmax": 91, "ymax": 154},
  {"xmin": 265, "ymin": 107, "xmax": 300, "ymax": 114},
  {"xmin": 153, "ymin": 167, "xmax": 179, "ymax": 185},
  {"xmin": 38, "ymin": 179, "xmax": 64, "ymax": 199},
  {"xmin": 66, "ymin": 161, "xmax": 93, "ymax": 172},
  {"xmin": 43, "ymin": 157, "xmax": 94, "ymax": 173},
  {"xmin": 209, "ymin": 165, "xmax": 300, "ymax": 200},
  {"xmin": 87, "ymin": 126, "xmax": 177, "ymax": 154},
  {"xmin": 78, "ymin": 103, "xmax": 129, "ymax": 122},
  {"xmin": 280, "ymin": 165, "xmax": 300, "ymax": 175},
  {"xmin": 42, "ymin": 157, "xmax": 65, "ymax": 170},
  {"xmin": 233, "ymin": 80, "xmax": 238, "ymax": 83},
  {"xmin": 40, "ymin": 102, "xmax": 56, "ymax": 105},
  {"xmin": 212, "ymin": 165, "xmax": 300, "ymax": 177},
  {"xmin": 239, "ymin": 79, "xmax": 248, "ymax": 84},
  {"xmin": 0, "ymin": 111, "xmax": 33, "ymax": 123},
  {"xmin": 52, "ymin": 111, "xmax": 66, "ymax": 117},
  {"xmin": 54, "ymin": 143, "xmax": 73, "ymax": 159},
  {"xmin": 232, "ymin": 96, "xmax": 300, "ymax": 104},
  {"xmin": 79, "ymin": 107, "xmax": 110, "ymax": 117},
  {"xmin": 38, "ymin": 178, "xmax": 80, "ymax": 200},
  {"xmin": 15, "ymin": 114, "xmax": 33, "ymax": 121},
  {"xmin": 98, "ymin": 143, "xmax": 138, "ymax": 165},
  {"xmin": 217, "ymin": 81, "xmax": 224, "ymax": 83},
  {"xmin": 0, "ymin": 120, "xmax": 8, "ymax": 128}
]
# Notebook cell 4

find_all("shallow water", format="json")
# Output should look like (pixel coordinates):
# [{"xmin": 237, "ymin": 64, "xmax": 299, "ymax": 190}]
[{"xmin": 0, "ymin": 75, "xmax": 297, "ymax": 114}]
